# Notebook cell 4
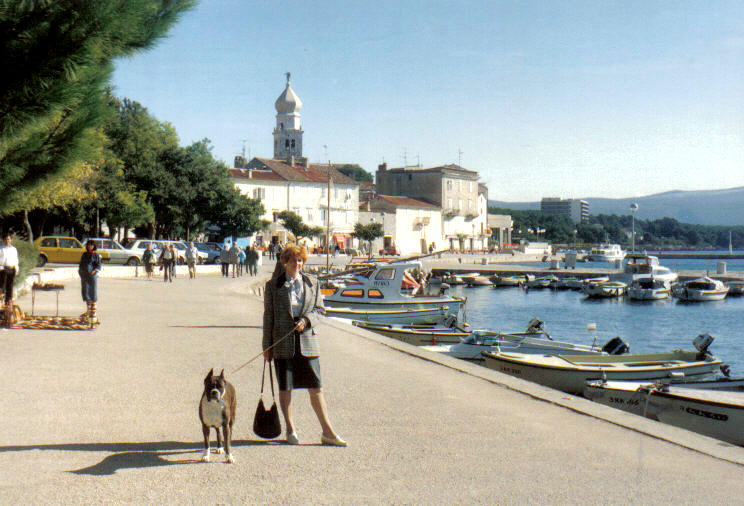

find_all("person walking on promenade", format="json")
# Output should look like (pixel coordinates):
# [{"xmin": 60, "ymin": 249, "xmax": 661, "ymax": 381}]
[
  {"xmin": 142, "ymin": 243, "xmax": 155, "ymax": 280},
  {"xmin": 219, "ymin": 245, "xmax": 230, "ymax": 277},
  {"xmin": 169, "ymin": 244, "xmax": 178, "ymax": 279},
  {"xmin": 229, "ymin": 242, "xmax": 240, "ymax": 278},
  {"xmin": 263, "ymin": 244, "xmax": 347, "ymax": 447},
  {"xmin": 78, "ymin": 239, "xmax": 102, "ymax": 324},
  {"xmin": 268, "ymin": 242, "xmax": 275, "ymax": 260},
  {"xmin": 246, "ymin": 246, "xmax": 259, "ymax": 276},
  {"xmin": 238, "ymin": 247, "xmax": 246, "ymax": 277},
  {"xmin": 159, "ymin": 244, "xmax": 175, "ymax": 282},
  {"xmin": 0, "ymin": 234, "xmax": 19, "ymax": 328},
  {"xmin": 186, "ymin": 241, "xmax": 199, "ymax": 279}
]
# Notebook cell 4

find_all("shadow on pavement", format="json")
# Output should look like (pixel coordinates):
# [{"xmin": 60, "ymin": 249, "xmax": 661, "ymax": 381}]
[
  {"xmin": 169, "ymin": 325, "xmax": 262, "ymax": 329},
  {"xmin": 0, "ymin": 440, "xmax": 286, "ymax": 475}
]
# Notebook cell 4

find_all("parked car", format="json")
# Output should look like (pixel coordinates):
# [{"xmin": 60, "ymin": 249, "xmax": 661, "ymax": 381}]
[
  {"xmin": 194, "ymin": 242, "xmax": 222, "ymax": 264},
  {"xmin": 34, "ymin": 236, "xmax": 111, "ymax": 266},
  {"xmin": 85, "ymin": 237, "xmax": 142, "ymax": 265},
  {"xmin": 125, "ymin": 239, "xmax": 166, "ymax": 261}
]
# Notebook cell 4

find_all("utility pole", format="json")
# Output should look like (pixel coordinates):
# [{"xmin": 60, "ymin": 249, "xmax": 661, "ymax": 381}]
[
  {"xmin": 457, "ymin": 147, "xmax": 464, "ymax": 167},
  {"xmin": 326, "ymin": 160, "xmax": 332, "ymax": 273}
]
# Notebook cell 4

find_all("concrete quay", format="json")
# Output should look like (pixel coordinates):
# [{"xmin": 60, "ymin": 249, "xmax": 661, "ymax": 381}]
[{"xmin": 1, "ymin": 263, "xmax": 744, "ymax": 504}]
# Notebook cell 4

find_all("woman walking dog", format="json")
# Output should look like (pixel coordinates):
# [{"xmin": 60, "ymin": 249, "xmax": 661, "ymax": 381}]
[{"xmin": 262, "ymin": 244, "xmax": 346, "ymax": 446}]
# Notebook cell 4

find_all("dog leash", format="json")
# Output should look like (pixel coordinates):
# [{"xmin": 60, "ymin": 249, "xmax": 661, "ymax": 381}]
[{"xmin": 231, "ymin": 322, "xmax": 301, "ymax": 374}]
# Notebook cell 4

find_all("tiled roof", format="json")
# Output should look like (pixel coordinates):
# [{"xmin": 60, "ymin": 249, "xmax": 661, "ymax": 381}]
[
  {"xmin": 228, "ymin": 168, "xmax": 284, "ymax": 181},
  {"xmin": 250, "ymin": 157, "xmax": 359, "ymax": 186},
  {"xmin": 373, "ymin": 195, "xmax": 439, "ymax": 209}
]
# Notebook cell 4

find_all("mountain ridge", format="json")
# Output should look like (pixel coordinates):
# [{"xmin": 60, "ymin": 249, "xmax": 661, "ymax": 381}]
[{"xmin": 488, "ymin": 186, "xmax": 744, "ymax": 226}]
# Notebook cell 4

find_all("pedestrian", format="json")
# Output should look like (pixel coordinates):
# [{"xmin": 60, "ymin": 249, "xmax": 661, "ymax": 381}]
[
  {"xmin": 142, "ymin": 243, "xmax": 156, "ymax": 280},
  {"xmin": 219, "ymin": 245, "xmax": 230, "ymax": 277},
  {"xmin": 268, "ymin": 242, "xmax": 275, "ymax": 260},
  {"xmin": 0, "ymin": 234, "xmax": 19, "ymax": 328},
  {"xmin": 159, "ymin": 244, "xmax": 175, "ymax": 282},
  {"xmin": 169, "ymin": 244, "xmax": 178, "ymax": 279},
  {"xmin": 186, "ymin": 241, "xmax": 199, "ymax": 279},
  {"xmin": 229, "ymin": 242, "xmax": 240, "ymax": 278},
  {"xmin": 263, "ymin": 244, "xmax": 346, "ymax": 447},
  {"xmin": 238, "ymin": 247, "xmax": 246, "ymax": 277},
  {"xmin": 78, "ymin": 239, "xmax": 102, "ymax": 324},
  {"xmin": 246, "ymin": 246, "xmax": 259, "ymax": 276}
]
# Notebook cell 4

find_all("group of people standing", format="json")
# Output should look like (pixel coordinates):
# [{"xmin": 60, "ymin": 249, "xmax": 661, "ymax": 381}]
[{"xmin": 220, "ymin": 243, "xmax": 260, "ymax": 278}]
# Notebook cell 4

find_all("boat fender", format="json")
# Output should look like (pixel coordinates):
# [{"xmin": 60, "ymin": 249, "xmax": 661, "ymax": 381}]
[{"xmin": 602, "ymin": 337, "xmax": 630, "ymax": 355}]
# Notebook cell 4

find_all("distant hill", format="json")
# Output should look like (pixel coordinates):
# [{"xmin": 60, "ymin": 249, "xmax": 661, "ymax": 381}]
[{"xmin": 489, "ymin": 187, "xmax": 744, "ymax": 226}]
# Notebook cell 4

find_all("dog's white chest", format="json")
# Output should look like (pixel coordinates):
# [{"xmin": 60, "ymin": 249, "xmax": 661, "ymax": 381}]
[{"xmin": 200, "ymin": 396, "xmax": 224, "ymax": 427}]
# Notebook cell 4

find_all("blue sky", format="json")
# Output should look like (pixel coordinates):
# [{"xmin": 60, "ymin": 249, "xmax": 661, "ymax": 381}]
[{"xmin": 112, "ymin": 0, "xmax": 744, "ymax": 202}]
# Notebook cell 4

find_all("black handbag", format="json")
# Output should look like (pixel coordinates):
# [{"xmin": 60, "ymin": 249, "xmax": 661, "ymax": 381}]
[{"xmin": 253, "ymin": 359, "xmax": 282, "ymax": 439}]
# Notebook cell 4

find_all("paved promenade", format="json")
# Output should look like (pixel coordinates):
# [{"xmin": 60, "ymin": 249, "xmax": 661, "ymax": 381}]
[{"xmin": 1, "ymin": 262, "xmax": 743, "ymax": 504}]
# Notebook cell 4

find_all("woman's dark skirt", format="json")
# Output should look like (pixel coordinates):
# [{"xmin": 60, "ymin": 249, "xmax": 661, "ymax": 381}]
[{"xmin": 274, "ymin": 332, "xmax": 321, "ymax": 391}]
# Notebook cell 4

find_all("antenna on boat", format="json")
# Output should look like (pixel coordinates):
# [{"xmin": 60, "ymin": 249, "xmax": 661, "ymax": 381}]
[{"xmin": 587, "ymin": 322, "xmax": 598, "ymax": 349}]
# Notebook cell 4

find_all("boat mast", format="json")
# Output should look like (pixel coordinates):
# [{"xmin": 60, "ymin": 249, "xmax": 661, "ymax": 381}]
[{"xmin": 326, "ymin": 160, "xmax": 332, "ymax": 273}]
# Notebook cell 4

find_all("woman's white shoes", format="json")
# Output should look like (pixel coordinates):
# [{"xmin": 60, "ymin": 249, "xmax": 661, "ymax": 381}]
[
  {"xmin": 321, "ymin": 435, "xmax": 347, "ymax": 447},
  {"xmin": 286, "ymin": 432, "xmax": 299, "ymax": 445}
]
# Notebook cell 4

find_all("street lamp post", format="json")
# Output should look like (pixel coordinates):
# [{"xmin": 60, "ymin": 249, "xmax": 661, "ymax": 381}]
[{"xmin": 630, "ymin": 203, "xmax": 639, "ymax": 252}]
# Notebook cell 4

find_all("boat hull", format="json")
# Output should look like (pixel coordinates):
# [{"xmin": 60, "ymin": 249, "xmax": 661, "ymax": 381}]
[
  {"xmin": 627, "ymin": 287, "xmax": 670, "ymax": 300},
  {"xmin": 483, "ymin": 351, "xmax": 722, "ymax": 395},
  {"xmin": 322, "ymin": 305, "xmax": 454, "ymax": 325},
  {"xmin": 584, "ymin": 380, "xmax": 744, "ymax": 445},
  {"xmin": 352, "ymin": 321, "xmax": 467, "ymax": 345}
]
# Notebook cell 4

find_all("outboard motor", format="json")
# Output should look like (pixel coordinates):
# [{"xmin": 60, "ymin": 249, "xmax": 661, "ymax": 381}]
[
  {"xmin": 602, "ymin": 337, "xmax": 630, "ymax": 355},
  {"xmin": 693, "ymin": 333, "xmax": 714, "ymax": 360},
  {"xmin": 525, "ymin": 318, "xmax": 544, "ymax": 334},
  {"xmin": 438, "ymin": 283, "xmax": 451, "ymax": 295}
]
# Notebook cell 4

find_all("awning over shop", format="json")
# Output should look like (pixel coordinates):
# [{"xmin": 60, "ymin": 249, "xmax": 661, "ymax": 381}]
[{"xmin": 333, "ymin": 234, "xmax": 351, "ymax": 248}]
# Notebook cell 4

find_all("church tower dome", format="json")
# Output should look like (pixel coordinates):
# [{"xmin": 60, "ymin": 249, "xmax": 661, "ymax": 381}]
[{"xmin": 273, "ymin": 72, "xmax": 303, "ymax": 160}]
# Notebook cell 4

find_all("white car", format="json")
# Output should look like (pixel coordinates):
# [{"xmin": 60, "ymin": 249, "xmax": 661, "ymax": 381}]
[{"xmin": 86, "ymin": 237, "xmax": 143, "ymax": 266}]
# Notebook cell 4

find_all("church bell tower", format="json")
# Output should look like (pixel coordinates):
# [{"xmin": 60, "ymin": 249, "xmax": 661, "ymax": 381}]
[{"xmin": 273, "ymin": 72, "xmax": 303, "ymax": 160}]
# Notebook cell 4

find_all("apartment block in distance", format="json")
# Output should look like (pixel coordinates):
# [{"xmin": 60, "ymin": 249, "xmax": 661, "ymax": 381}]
[{"xmin": 540, "ymin": 197, "xmax": 589, "ymax": 223}]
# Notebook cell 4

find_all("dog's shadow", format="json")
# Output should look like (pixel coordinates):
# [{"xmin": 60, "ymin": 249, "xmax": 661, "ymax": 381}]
[{"xmin": 0, "ymin": 439, "xmax": 280, "ymax": 476}]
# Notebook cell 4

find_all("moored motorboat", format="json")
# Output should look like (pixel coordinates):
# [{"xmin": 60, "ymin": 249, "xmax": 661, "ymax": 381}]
[
  {"xmin": 322, "ymin": 261, "xmax": 465, "ymax": 318},
  {"xmin": 492, "ymin": 274, "xmax": 530, "ymax": 287},
  {"xmin": 616, "ymin": 252, "xmax": 678, "ymax": 284},
  {"xmin": 321, "ymin": 305, "xmax": 453, "ymax": 325},
  {"xmin": 726, "ymin": 281, "xmax": 744, "ymax": 296},
  {"xmin": 482, "ymin": 335, "xmax": 722, "ymax": 395},
  {"xmin": 584, "ymin": 378, "xmax": 744, "ymax": 445},
  {"xmin": 587, "ymin": 244, "xmax": 626, "ymax": 262},
  {"xmin": 525, "ymin": 275, "xmax": 557, "ymax": 290},
  {"xmin": 462, "ymin": 275, "xmax": 493, "ymax": 287},
  {"xmin": 352, "ymin": 320, "xmax": 468, "ymax": 345},
  {"xmin": 582, "ymin": 280, "xmax": 627, "ymax": 298},
  {"xmin": 627, "ymin": 277, "xmax": 671, "ymax": 301},
  {"xmin": 672, "ymin": 276, "xmax": 728, "ymax": 302}
]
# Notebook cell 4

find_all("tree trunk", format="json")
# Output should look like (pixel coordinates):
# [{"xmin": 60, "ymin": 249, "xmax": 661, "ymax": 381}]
[{"xmin": 23, "ymin": 210, "xmax": 33, "ymax": 243}]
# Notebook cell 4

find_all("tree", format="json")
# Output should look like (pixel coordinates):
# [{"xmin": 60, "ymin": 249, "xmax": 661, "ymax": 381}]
[
  {"xmin": 335, "ymin": 164, "xmax": 373, "ymax": 183},
  {"xmin": 0, "ymin": 0, "xmax": 195, "ymax": 213},
  {"xmin": 353, "ymin": 222, "xmax": 384, "ymax": 259},
  {"xmin": 277, "ymin": 211, "xmax": 323, "ymax": 243}
]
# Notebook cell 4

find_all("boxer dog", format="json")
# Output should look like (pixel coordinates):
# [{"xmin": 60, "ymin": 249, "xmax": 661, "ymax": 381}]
[{"xmin": 199, "ymin": 369, "xmax": 236, "ymax": 463}]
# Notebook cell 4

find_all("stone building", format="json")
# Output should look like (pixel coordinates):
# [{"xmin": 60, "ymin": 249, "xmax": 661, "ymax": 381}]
[{"xmin": 375, "ymin": 163, "xmax": 488, "ymax": 250}]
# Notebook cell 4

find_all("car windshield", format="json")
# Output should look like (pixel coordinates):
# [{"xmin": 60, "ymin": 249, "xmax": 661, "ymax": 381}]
[{"xmin": 194, "ymin": 244, "xmax": 210, "ymax": 252}]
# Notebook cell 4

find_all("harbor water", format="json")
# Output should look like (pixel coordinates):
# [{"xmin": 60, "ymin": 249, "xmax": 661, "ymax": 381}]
[{"xmin": 450, "ymin": 283, "xmax": 744, "ymax": 375}]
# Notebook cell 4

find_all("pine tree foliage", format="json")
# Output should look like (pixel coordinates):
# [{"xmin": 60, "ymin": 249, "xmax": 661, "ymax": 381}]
[{"xmin": 0, "ymin": 0, "xmax": 195, "ymax": 213}]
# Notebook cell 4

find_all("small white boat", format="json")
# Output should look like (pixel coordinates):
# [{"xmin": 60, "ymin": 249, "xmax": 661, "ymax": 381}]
[
  {"xmin": 584, "ymin": 378, "xmax": 744, "ymax": 446},
  {"xmin": 525, "ymin": 275, "xmax": 557, "ymax": 290},
  {"xmin": 420, "ymin": 318, "xmax": 624, "ymax": 361},
  {"xmin": 582, "ymin": 280, "xmax": 627, "ymax": 298},
  {"xmin": 672, "ymin": 276, "xmax": 728, "ymax": 302},
  {"xmin": 492, "ymin": 274, "xmax": 530, "ymax": 287},
  {"xmin": 462, "ymin": 275, "xmax": 493, "ymax": 287},
  {"xmin": 482, "ymin": 335, "xmax": 722, "ymax": 395},
  {"xmin": 587, "ymin": 244, "xmax": 626, "ymax": 262},
  {"xmin": 628, "ymin": 277, "xmax": 671, "ymax": 301},
  {"xmin": 443, "ymin": 272, "xmax": 479, "ymax": 285},
  {"xmin": 726, "ymin": 281, "xmax": 744, "ymax": 296},
  {"xmin": 551, "ymin": 277, "xmax": 583, "ymax": 290}
]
